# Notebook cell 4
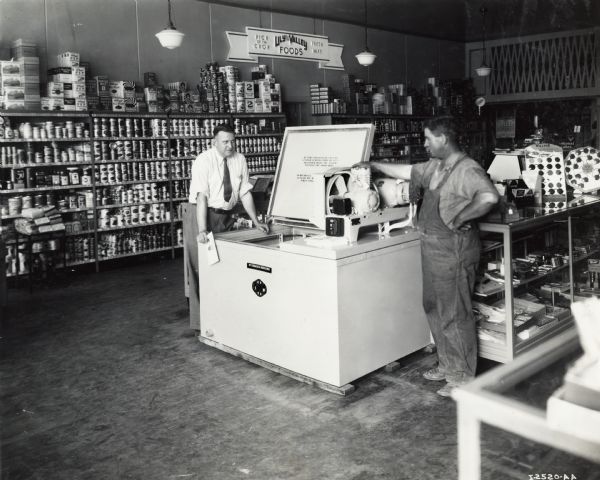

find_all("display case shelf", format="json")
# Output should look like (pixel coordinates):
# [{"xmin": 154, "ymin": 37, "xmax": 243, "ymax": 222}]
[{"xmin": 475, "ymin": 195, "xmax": 600, "ymax": 363}]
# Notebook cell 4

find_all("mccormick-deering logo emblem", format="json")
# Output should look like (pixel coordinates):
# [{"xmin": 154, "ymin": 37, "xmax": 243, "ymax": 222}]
[{"xmin": 274, "ymin": 33, "xmax": 308, "ymax": 56}]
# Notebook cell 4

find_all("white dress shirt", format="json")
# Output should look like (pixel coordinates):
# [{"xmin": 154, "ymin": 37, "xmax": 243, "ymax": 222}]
[{"xmin": 188, "ymin": 147, "xmax": 253, "ymax": 209}]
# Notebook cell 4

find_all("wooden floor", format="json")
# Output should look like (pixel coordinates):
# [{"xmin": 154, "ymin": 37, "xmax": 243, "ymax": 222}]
[{"xmin": 1, "ymin": 257, "xmax": 598, "ymax": 480}]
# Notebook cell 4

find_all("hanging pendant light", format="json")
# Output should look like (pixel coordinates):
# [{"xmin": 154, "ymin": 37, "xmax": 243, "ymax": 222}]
[
  {"xmin": 475, "ymin": 6, "xmax": 491, "ymax": 77},
  {"xmin": 356, "ymin": 0, "xmax": 376, "ymax": 66},
  {"xmin": 156, "ymin": 0, "xmax": 185, "ymax": 50}
]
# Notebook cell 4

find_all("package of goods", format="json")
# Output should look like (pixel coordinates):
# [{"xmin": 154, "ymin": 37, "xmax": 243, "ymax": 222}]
[
  {"xmin": 271, "ymin": 101, "xmax": 281, "ymax": 113},
  {"xmin": 253, "ymin": 99, "xmax": 264, "ymax": 113},
  {"xmin": 123, "ymin": 81, "xmax": 135, "ymax": 99},
  {"xmin": 57, "ymin": 51, "xmax": 80, "ymax": 67},
  {"xmin": 71, "ymin": 66, "xmax": 86, "ymax": 82},
  {"xmin": 63, "ymin": 82, "xmax": 86, "ymax": 99},
  {"xmin": 41, "ymin": 97, "xmax": 64, "ymax": 111},
  {"xmin": 99, "ymin": 96, "xmax": 113, "ymax": 110},
  {"xmin": 0, "ymin": 60, "xmax": 22, "ymax": 77},
  {"xmin": 244, "ymin": 81, "xmax": 254, "ymax": 99},
  {"xmin": 48, "ymin": 66, "xmax": 73, "ymax": 82},
  {"xmin": 63, "ymin": 97, "xmax": 76, "ymax": 111},
  {"xmin": 258, "ymin": 80, "xmax": 272, "ymax": 98},
  {"xmin": 143, "ymin": 71, "xmax": 158, "ymax": 87},
  {"xmin": 124, "ymin": 97, "xmax": 138, "ymax": 112},
  {"xmin": 10, "ymin": 39, "xmax": 38, "ymax": 59},
  {"xmin": 75, "ymin": 98, "xmax": 88, "ymax": 111},
  {"xmin": 3, "ymin": 86, "xmax": 25, "ymax": 108},
  {"xmin": 93, "ymin": 76, "xmax": 110, "ymax": 97},
  {"xmin": 14, "ymin": 217, "xmax": 37, "ymax": 235},
  {"xmin": 1, "ymin": 75, "xmax": 23, "ymax": 89},
  {"xmin": 86, "ymin": 95, "xmax": 99, "ymax": 110},
  {"xmin": 220, "ymin": 66, "xmax": 240, "ymax": 84},
  {"xmin": 109, "ymin": 81, "xmax": 125, "ymax": 98},
  {"xmin": 112, "ymin": 97, "xmax": 125, "ymax": 112},
  {"xmin": 244, "ymin": 99, "xmax": 255, "ymax": 113},
  {"xmin": 47, "ymin": 81, "xmax": 64, "ymax": 97},
  {"xmin": 144, "ymin": 87, "xmax": 157, "ymax": 102}
]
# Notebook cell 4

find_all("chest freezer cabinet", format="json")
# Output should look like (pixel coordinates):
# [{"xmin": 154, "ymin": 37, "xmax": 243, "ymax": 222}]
[{"xmin": 198, "ymin": 124, "xmax": 430, "ymax": 390}]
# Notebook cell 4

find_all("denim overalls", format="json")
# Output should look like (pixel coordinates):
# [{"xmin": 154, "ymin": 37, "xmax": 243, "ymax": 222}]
[{"xmin": 417, "ymin": 157, "xmax": 481, "ymax": 384}]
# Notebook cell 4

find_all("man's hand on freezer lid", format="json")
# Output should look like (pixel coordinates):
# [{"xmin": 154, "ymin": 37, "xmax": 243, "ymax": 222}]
[{"xmin": 197, "ymin": 231, "xmax": 209, "ymax": 244}]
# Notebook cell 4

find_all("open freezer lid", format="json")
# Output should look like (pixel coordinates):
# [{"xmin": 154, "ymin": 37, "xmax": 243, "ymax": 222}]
[{"xmin": 267, "ymin": 124, "xmax": 375, "ymax": 230}]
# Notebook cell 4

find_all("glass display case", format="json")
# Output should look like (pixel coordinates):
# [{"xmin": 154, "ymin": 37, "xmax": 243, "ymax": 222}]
[{"xmin": 474, "ymin": 195, "xmax": 600, "ymax": 362}]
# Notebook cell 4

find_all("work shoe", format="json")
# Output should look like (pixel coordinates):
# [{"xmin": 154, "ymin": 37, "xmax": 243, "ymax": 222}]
[
  {"xmin": 436, "ymin": 383, "xmax": 456, "ymax": 398},
  {"xmin": 422, "ymin": 367, "xmax": 445, "ymax": 381}
]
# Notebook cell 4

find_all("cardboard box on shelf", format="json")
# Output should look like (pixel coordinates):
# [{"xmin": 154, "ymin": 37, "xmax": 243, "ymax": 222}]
[
  {"xmin": 0, "ymin": 61, "xmax": 22, "ymax": 77},
  {"xmin": 3, "ymin": 87, "xmax": 25, "ymax": 101},
  {"xmin": 1, "ymin": 76, "xmax": 23, "ymax": 89},
  {"xmin": 41, "ymin": 97, "xmax": 64, "ymax": 111},
  {"xmin": 123, "ymin": 81, "xmax": 135, "ymax": 99},
  {"xmin": 63, "ymin": 82, "xmax": 86, "ymax": 99},
  {"xmin": 71, "ymin": 67, "xmax": 86, "ymax": 82},
  {"xmin": 112, "ymin": 97, "xmax": 126, "ymax": 112},
  {"xmin": 57, "ymin": 51, "xmax": 80, "ymax": 67},
  {"xmin": 3, "ymin": 100, "xmax": 25, "ymax": 110},
  {"xmin": 75, "ymin": 98, "xmax": 88, "ymax": 111},
  {"xmin": 86, "ymin": 95, "xmax": 99, "ymax": 110},
  {"xmin": 63, "ymin": 97, "xmax": 76, "ymax": 111},
  {"xmin": 48, "ymin": 67, "xmax": 73, "ymax": 82},
  {"xmin": 109, "ymin": 81, "xmax": 125, "ymax": 98},
  {"xmin": 91, "ymin": 76, "xmax": 110, "ymax": 97},
  {"xmin": 46, "ymin": 81, "xmax": 64, "ymax": 98}
]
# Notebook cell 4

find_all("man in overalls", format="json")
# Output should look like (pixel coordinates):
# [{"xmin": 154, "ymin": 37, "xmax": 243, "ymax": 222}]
[{"xmin": 372, "ymin": 116, "xmax": 498, "ymax": 397}]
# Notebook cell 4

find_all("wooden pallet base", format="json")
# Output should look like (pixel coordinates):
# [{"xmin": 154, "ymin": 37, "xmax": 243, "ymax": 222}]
[{"xmin": 198, "ymin": 335, "xmax": 356, "ymax": 396}]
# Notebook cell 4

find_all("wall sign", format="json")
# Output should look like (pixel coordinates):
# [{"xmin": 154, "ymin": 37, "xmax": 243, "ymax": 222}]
[{"xmin": 226, "ymin": 27, "xmax": 344, "ymax": 70}]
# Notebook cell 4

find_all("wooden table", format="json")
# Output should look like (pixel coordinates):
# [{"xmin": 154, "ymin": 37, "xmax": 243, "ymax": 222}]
[{"xmin": 452, "ymin": 328, "xmax": 600, "ymax": 480}]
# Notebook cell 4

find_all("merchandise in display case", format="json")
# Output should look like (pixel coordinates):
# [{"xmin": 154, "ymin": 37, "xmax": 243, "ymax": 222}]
[{"xmin": 474, "ymin": 194, "xmax": 600, "ymax": 362}]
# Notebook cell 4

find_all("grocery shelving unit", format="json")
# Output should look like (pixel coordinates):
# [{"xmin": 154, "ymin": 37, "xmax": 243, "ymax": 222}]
[
  {"xmin": 0, "ymin": 110, "xmax": 286, "ymax": 279},
  {"xmin": 312, "ymin": 114, "xmax": 430, "ymax": 164},
  {"xmin": 475, "ymin": 195, "xmax": 600, "ymax": 363}
]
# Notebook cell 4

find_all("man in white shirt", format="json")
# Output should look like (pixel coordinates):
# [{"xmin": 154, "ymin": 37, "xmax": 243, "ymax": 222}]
[{"xmin": 185, "ymin": 124, "xmax": 269, "ymax": 330}]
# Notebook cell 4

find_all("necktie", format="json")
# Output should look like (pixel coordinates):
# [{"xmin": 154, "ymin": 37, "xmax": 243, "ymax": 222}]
[{"xmin": 223, "ymin": 158, "xmax": 232, "ymax": 202}]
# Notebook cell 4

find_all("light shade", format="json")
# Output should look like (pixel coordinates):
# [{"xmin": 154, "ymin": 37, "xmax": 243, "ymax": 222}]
[
  {"xmin": 355, "ymin": 50, "xmax": 376, "ymax": 66},
  {"xmin": 156, "ymin": 28, "xmax": 185, "ymax": 49},
  {"xmin": 475, "ymin": 65, "xmax": 491, "ymax": 77}
]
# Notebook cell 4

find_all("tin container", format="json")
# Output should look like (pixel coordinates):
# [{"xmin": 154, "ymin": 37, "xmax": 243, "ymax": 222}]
[
  {"xmin": 8, "ymin": 196, "xmax": 22, "ymax": 215},
  {"xmin": 22, "ymin": 195, "xmax": 33, "ymax": 209}
]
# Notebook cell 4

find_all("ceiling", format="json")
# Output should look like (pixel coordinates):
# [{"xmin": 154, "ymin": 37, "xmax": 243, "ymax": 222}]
[{"xmin": 208, "ymin": 0, "xmax": 600, "ymax": 42}]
